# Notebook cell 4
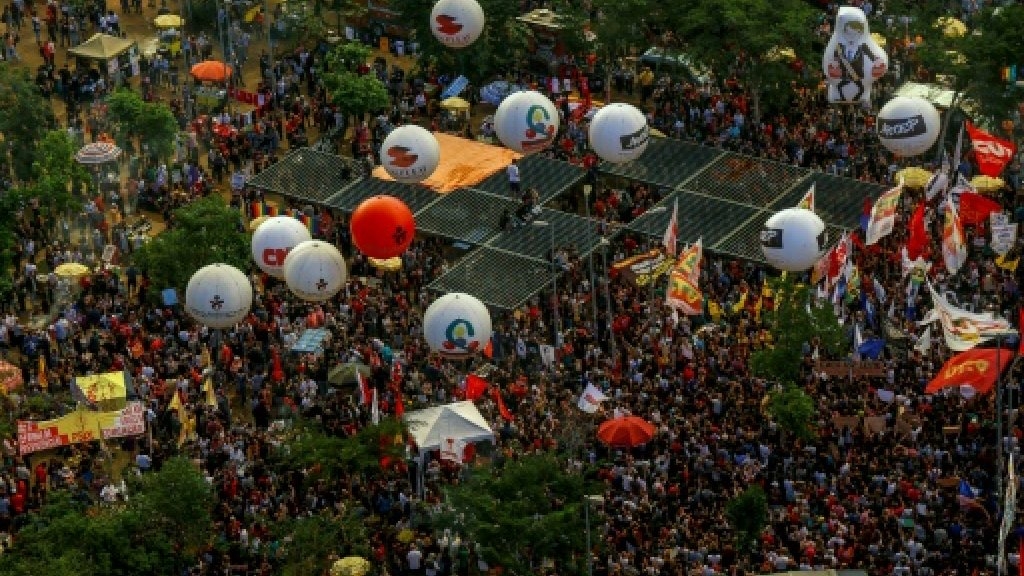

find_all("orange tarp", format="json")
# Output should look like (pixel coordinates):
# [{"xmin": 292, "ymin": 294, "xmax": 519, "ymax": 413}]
[{"xmin": 372, "ymin": 132, "xmax": 522, "ymax": 194}]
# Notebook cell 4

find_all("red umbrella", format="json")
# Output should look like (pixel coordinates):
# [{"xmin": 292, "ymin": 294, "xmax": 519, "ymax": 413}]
[{"xmin": 597, "ymin": 416, "xmax": 656, "ymax": 448}]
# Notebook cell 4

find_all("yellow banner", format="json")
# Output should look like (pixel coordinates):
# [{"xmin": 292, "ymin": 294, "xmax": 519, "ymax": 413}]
[
  {"xmin": 73, "ymin": 371, "xmax": 128, "ymax": 410},
  {"xmin": 18, "ymin": 408, "xmax": 120, "ymax": 455}
]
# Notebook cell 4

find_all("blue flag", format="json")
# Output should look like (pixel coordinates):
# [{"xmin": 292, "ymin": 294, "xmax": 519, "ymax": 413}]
[{"xmin": 857, "ymin": 338, "xmax": 886, "ymax": 360}]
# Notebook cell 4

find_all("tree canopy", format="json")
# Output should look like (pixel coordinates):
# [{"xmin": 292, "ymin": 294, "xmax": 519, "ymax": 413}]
[
  {"xmin": 321, "ymin": 42, "xmax": 390, "ymax": 122},
  {"xmin": 105, "ymin": 89, "xmax": 179, "ymax": 161},
  {"xmin": 0, "ymin": 63, "xmax": 58, "ymax": 182},
  {"xmin": 132, "ymin": 195, "xmax": 250, "ymax": 298}
]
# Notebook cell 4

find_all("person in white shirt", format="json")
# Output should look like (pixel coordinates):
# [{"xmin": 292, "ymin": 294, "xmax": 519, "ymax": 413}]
[{"xmin": 507, "ymin": 160, "xmax": 520, "ymax": 194}]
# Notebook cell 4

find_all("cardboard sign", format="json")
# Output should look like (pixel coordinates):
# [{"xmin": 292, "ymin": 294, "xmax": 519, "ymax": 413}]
[{"xmin": 817, "ymin": 360, "xmax": 888, "ymax": 377}]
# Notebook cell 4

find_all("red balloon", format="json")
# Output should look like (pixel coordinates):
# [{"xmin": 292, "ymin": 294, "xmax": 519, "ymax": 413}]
[{"xmin": 350, "ymin": 195, "xmax": 416, "ymax": 259}]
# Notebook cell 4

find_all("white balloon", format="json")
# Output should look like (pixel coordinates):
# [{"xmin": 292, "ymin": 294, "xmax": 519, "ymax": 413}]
[
  {"xmin": 185, "ymin": 263, "xmax": 253, "ymax": 329},
  {"xmin": 423, "ymin": 292, "xmax": 492, "ymax": 358},
  {"xmin": 494, "ymin": 91, "xmax": 560, "ymax": 154},
  {"xmin": 282, "ymin": 241, "xmax": 348, "ymax": 302},
  {"xmin": 822, "ymin": 6, "xmax": 888, "ymax": 105},
  {"xmin": 429, "ymin": 0, "xmax": 485, "ymax": 49},
  {"xmin": 380, "ymin": 125, "xmax": 441, "ymax": 184},
  {"xmin": 251, "ymin": 216, "xmax": 313, "ymax": 279},
  {"xmin": 761, "ymin": 208, "xmax": 827, "ymax": 272},
  {"xmin": 876, "ymin": 96, "xmax": 941, "ymax": 156},
  {"xmin": 588, "ymin": 103, "xmax": 649, "ymax": 164}
]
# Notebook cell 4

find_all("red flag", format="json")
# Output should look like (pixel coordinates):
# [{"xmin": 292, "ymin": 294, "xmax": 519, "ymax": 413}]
[
  {"xmin": 393, "ymin": 387, "xmax": 405, "ymax": 418},
  {"xmin": 358, "ymin": 372, "xmax": 373, "ymax": 406},
  {"xmin": 966, "ymin": 121, "xmax": 1017, "ymax": 177},
  {"xmin": 465, "ymin": 374, "xmax": 489, "ymax": 400},
  {"xmin": 490, "ymin": 387, "xmax": 513, "ymax": 421},
  {"xmin": 1019, "ymin": 538, "xmax": 1023, "ymax": 576},
  {"xmin": 271, "ymin": 349, "xmax": 284, "ymax": 383},
  {"xmin": 925, "ymin": 348, "xmax": 1014, "ymax": 395},
  {"xmin": 958, "ymin": 193, "xmax": 1002, "ymax": 227},
  {"xmin": 483, "ymin": 338, "xmax": 494, "ymax": 359},
  {"xmin": 906, "ymin": 202, "xmax": 928, "ymax": 260}
]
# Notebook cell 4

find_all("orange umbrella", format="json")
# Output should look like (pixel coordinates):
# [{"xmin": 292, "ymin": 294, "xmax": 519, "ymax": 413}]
[
  {"xmin": 597, "ymin": 415, "xmax": 656, "ymax": 448},
  {"xmin": 190, "ymin": 60, "xmax": 233, "ymax": 82}
]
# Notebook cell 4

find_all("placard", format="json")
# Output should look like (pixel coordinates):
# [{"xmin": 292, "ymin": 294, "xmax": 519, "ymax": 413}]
[{"xmin": 816, "ymin": 360, "xmax": 887, "ymax": 377}]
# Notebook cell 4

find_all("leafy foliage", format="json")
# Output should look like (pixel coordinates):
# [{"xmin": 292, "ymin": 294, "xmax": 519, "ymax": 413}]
[
  {"xmin": 280, "ymin": 416, "xmax": 406, "ymax": 480},
  {"xmin": 105, "ymin": 89, "xmax": 179, "ymax": 161},
  {"xmin": 725, "ymin": 485, "xmax": 768, "ymax": 552},
  {"xmin": 128, "ymin": 457, "xmax": 216, "ymax": 556},
  {"xmin": 0, "ymin": 63, "xmax": 58, "ymax": 182},
  {"xmin": 389, "ymin": 0, "xmax": 533, "ymax": 82},
  {"xmin": 320, "ymin": 42, "xmax": 390, "ymax": 122},
  {"xmin": 274, "ymin": 510, "xmax": 371, "ymax": 576},
  {"xmin": 436, "ymin": 454, "xmax": 595, "ymax": 576},
  {"xmin": 749, "ymin": 276, "xmax": 844, "ymax": 383},
  {"xmin": 766, "ymin": 384, "xmax": 816, "ymax": 442},
  {"xmin": 26, "ymin": 130, "xmax": 90, "ymax": 212},
  {"xmin": 132, "ymin": 195, "xmax": 250, "ymax": 298}
]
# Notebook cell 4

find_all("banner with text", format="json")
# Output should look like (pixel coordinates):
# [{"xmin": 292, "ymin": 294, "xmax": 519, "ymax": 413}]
[{"xmin": 18, "ymin": 402, "xmax": 146, "ymax": 455}]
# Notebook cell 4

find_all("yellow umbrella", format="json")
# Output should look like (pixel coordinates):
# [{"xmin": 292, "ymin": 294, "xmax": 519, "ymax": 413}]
[
  {"xmin": 936, "ymin": 16, "xmax": 966, "ymax": 38},
  {"xmin": 441, "ymin": 97, "xmax": 471, "ymax": 112},
  {"xmin": 649, "ymin": 128, "xmax": 666, "ymax": 138},
  {"xmin": 331, "ymin": 557, "xmax": 371, "ymax": 576},
  {"xmin": 368, "ymin": 256, "xmax": 402, "ymax": 272},
  {"xmin": 249, "ymin": 215, "xmax": 270, "ymax": 232},
  {"xmin": 895, "ymin": 167, "xmax": 932, "ymax": 189},
  {"xmin": 153, "ymin": 14, "xmax": 184, "ymax": 28},
  {"xmin": 971, "ymin": 175, "xmax": 1005, "ymax": 193},
  {"xmin": 54, "ymin": 262, "xmax": 91, "ymax": 277},
  {"xmin": 871, "ymin": 32, "xmax": 886, "ymax": 48}
]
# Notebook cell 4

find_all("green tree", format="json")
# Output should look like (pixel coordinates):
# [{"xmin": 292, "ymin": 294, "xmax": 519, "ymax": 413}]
[
  {"xmin": 27, "ymin": 130, "xmax": 91, "ymax": 214},
  {"xmin": 766, "ymin": 383, "xmax": 816, "ymax": 441},
  {"xmin": 281, "ymin": 416, "xmax": 406, "ymax": 480},
  {"xmin": 105, "ymin": 89, "xmax": 179, "ymax": 162},
  {"xmin": 389, "ymin": 0, "xmax": 533, "ymax": 83},
  {"xmin": 0, "ymin": 63, "xmax": 58, "ymax": 182},
  {"xmin": 132, "ymin": 195, "xmax": 250, "ymax": 297},
  {"xmin": 321, "ymin": 42, "xmax": 390, "ymax": 126},
  {"xmin": 725, "ymin": 486, "xmax": 768, "ymax": 553},
  {"xmin": 662, "ymin": 0, "xmax": 819, "ymax": 122},
  {"xmin": 127, "ymin": 457, "xmax": 216, "ymax": 557},
  {"xmin": 749, "ymin": 275, "xmax": 844, "ymax": 382},
  {"xmin": 274, "ymin": 510, "xmax": 371, "ymax": 576},
  {"xmin": 436, "ymin": 454, "xmax": 596, "ymax": 576}
]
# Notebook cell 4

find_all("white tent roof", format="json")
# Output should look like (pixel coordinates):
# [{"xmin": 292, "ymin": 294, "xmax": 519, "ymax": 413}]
[
  {"xmin": 404, "ymin": 401, "xmax": 495, "ymax": 452},
  {"xmin": 69, "ymin": 33, "xmax": 136, "ymax": 60}
]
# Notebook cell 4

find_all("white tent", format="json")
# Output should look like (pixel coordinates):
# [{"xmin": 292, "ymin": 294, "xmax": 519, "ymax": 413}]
[{"xmin": 404, "ymin": 401, "xmax": 495, "ymax": 453}]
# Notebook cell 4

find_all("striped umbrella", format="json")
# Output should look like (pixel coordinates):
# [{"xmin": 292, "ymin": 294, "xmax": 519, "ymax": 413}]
[{"xmin": 75, "ymin": 141, "xmax": 123, "ymax": 165}]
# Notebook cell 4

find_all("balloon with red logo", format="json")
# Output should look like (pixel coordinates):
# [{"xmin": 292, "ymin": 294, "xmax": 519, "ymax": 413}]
[
  {"xmin": 380, "ymin": 125, "xmax": 441, "ymax": 184},
  {"xmin": 185, "ymin": 264, "xmax": 253, "ymax": 329},
  {"xmin": 494, "ymin": 91, "xmax": 560, "ymax": 154},
  {"xmin": 423, "ymin": 292, "xmax": 492, "ymax": 359},
  {"xmin": 430, "ymin": 0, "xmax": 485, "ymax": 49},
  {"xmin": 350, "ymin": 195, "xmax": 416, "ymax": 259},
  {"xmin": 282, "ymin": 241, "xmax": 348, "ymax": 302},
  {"xmin": 251, "ymin": 216, "xmax": 313, "ymax": 278}
]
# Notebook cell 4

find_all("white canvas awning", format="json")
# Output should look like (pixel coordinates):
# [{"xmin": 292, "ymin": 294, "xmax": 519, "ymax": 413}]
[
  {"xmin": 69, "ymin": 33, "xmax": 136, "ymax": 60},
  {"xmin": 403, "ymin": 401, "xmax": 495, "ymax": 453}
]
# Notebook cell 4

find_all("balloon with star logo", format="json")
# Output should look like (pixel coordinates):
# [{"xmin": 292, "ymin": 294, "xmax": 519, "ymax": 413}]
[
  {"xmin": 430, "ymin": 0, "xmax": 485, "ymax": 49},
  {"xmin": 380, "ymin": 125, "xmax": 441, "ymax": 184},
  {"xmin": 494, "ymin": 90, "xmax": 560, "ymax": 154},
  {"xmin": 350, "ymin": 195, "xmax": 416, "ymax": 259},
  {"xmin": 282, "ymin": 241, "xmax": 348, "ymax": 302},
  {"xmin": 185, "ymin": 263, "xmax": 253, "ymax": 329},
  {"xmin": 423, "ymin": 292, "xmax": 491, "ymax": 359}
]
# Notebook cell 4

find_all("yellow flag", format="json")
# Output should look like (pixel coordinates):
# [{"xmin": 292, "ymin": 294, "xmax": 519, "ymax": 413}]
[
  {"xmin": 996, "ymin": 253, "xmax": 1020, "ymax": 272},
  {"xmin": 38, "ymin": 356, "xmax": 47, "ymax": 390},
  {"xmin": 203, "ymin": 377, "xmax": 218, "ymax": 408},
  {"xmin": 732, "ymin": 291, "xmax": 748, "ymax": 314},
  {"xmin": 167, "ymin": 390, "xmax": 182, "ymax": 414}
]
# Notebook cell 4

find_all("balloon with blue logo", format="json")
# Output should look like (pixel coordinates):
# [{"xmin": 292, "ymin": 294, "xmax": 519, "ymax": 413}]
[
  {"xmin": 423, "ymin": 292, "xmax": 492, "ymax": 359},
  {"xmin": 493, "ymin": 90, "xmax": 560, "ymax": 154}
]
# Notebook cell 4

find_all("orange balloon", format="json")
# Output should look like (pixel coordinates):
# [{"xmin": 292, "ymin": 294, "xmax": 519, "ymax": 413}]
[{"xmin": 350, "ymin": 195, "xmax": 416, "ymax": 259}]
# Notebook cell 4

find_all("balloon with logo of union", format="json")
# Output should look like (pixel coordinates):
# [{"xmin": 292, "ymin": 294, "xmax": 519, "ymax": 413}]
[
  {"xmin": 588, "ymin": 103, "xmax": 649, "ymax": 164},
  {"xmin": 350, "ymin": 195, "xmax": 416, "ymax": 259},
  {"xmin": 876, "ymin": 96, "xmax": 940, "ymax": 157},
  {"xmin": 430, "ymin": 0, "xmax": 485, "ymax": 49},
  {"xmin": 282, "ymin": 241, "xmax": 348, "ymax": 302},
  {"xmin": 251, "ymin": 216, "xmax": 313, "ymax": 279},
  {"xmin": 423, "ymin": 292, "xmax": 492, "ymax": 359},
  {"xmin": 380, "ymin": 125, "xmax": 441, "ymax": 184},
  {"xmin": 185, "ymin": 263, "xmax": 254, "ymax": 329},
  {"xmin": 760, "ymin": 208, "xmax": 827, "ymax": 272},
  {"xmin": 494, "ymin": 90, "xmax": 560, "ymax": 154}
]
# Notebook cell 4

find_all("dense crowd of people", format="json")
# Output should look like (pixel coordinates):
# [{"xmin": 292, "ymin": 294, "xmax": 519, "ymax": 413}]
[{"xmin": 1, "ymin": 0, "xmax": 1024, "ymax": 575}]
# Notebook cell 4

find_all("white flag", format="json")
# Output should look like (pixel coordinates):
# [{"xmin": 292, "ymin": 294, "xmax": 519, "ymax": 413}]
[
  {"xmin": 925, "ymin": 156, "xmax": 950, "ymax": 201},
  {"xmin": 914, "ymin": 326, "xmax": 932, "ymax": 354},
  {"xmin": 919, "ymin": 282, "xmax": 1015, "ymax": 351},
  {"xmin": 662, "ymin": 199, "xmax": 679, "ymax": 256},
  {"xmin": 941, "ymin": 202, "xmax": 967, "ymax": 276},
  {"xmin": 854, "ymin": 324, "xmax": 864, "ymax": 359},
  {"xmin": 991, "ymin": 223, "xmax": 1018, "ymax": 256},
  {"xmin": 866, "ymin": 181, "xmax": 904, "ymax": 245},
  {"xmin": 577, "ymin": 383, "xmax": 608, "ymax": 414},
  {"xmin": 371, "ymin": 388, "xmax": 380, "ymax": 425}
]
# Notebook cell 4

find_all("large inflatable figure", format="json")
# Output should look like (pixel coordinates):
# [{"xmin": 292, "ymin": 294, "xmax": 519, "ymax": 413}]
[{"xmin": 823, "ymin": 7, "xmax": 888, "ymax": 106}]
